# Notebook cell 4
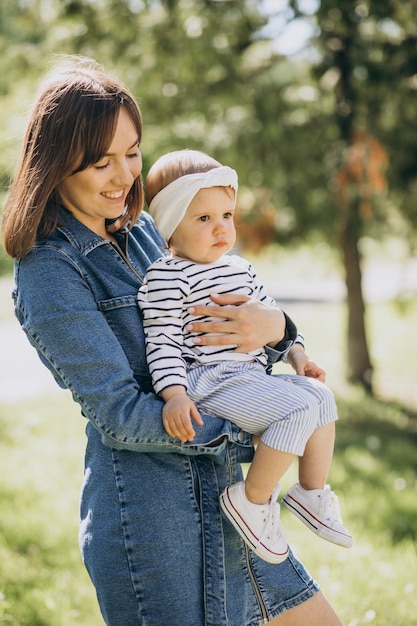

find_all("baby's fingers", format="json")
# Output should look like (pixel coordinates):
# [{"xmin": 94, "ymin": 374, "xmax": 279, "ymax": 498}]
[
  {"xmin": 163, "ymin": 414, "xmax": 196, "ymax": 442},
  {"xmin": 190, "ymin": 404, "xmax": 204, "ymax": 426}
]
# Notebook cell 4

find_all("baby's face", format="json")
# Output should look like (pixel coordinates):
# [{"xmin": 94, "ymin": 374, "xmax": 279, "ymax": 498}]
[{"xmin": 169, "ymin": 186, "xmax": 236, "ymax": 263}]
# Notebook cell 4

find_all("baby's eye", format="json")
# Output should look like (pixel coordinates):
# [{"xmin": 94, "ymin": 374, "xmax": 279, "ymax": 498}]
[
  {"xmin": 224, "ymin": 212, "xmax": 233, "ymax": 219},
  {"xmin": 199, "ymin": 215, "xmax": 210, "ymax": 222}
]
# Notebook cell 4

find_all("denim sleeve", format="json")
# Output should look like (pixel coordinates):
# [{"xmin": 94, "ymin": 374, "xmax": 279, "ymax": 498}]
[
  {"xmin": 265, "ymin": 311, "xmax": 304, "ymax": 364},
  {"xmin": 14, "ymin": 247, "xmax": 253, "ymax": 458}
]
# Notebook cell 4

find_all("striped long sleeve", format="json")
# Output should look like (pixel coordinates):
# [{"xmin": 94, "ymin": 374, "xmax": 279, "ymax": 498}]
[{"xmin": 137, "ymin": 254, "xmax": 292, "ymax": 394}]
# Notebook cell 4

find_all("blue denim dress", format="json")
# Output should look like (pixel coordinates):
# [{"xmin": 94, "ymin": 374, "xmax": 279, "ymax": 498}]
[{"xmin": 13, "ymin": 208, "xmax": 318, "ymax": 625}]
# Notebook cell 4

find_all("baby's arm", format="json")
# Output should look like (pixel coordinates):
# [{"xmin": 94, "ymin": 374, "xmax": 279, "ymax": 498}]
[{"xmin": 160, "ymin": 386, "xmax": 204, "ymax": 442}]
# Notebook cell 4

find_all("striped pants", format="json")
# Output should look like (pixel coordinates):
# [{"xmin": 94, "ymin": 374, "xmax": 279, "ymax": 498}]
[{"xmin": 187, "ymin": 360, "xmax": 338, "ymax": 456}]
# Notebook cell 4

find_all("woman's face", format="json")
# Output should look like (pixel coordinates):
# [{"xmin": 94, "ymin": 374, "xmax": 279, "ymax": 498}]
[{"xmin": 56, "ymin": 106, "xmax": 142, "ymax": 238}]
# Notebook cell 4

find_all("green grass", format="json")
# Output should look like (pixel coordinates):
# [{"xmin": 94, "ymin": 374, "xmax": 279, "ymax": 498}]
[
  {"xmin": 1, "ymin": 391, "xmax": 416, "ymax": 625},
  {"xmin": 0, "ymin": 394, "xmax": 102, "ymax": 625}
]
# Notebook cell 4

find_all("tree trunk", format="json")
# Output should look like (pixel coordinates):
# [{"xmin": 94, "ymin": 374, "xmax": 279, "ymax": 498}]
[
  {"xmin": 339, "ymin": 202, "xmax": 374, "ymax": 393},
  {"xmin": 331, "ymin": 6, "xmax": 374, "ymax": 393}
]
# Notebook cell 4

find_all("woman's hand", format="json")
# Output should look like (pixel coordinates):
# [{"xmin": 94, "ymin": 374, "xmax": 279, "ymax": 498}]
[{"xmin": 186, "ymin": 293, "xmax": 286, "ymax": 353}]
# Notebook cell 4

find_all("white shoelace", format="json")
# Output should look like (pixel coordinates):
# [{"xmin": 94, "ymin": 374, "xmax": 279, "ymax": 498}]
[
  {"xmin": 320, "ymin": 486, "xmax": 343, "ymax": 524},
  {"xmin": 261, "ymin": 484, "xmax": 283, "ymax": 540}
]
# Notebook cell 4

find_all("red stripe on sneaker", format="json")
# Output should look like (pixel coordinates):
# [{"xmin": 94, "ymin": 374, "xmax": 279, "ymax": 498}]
[
  {"xmin": 284, "ymin": 494, "xmax": 351, "ymax": 540},
  {"xmin": 223, "ymin": 488, "xmax": 289, "ymax": 559}
]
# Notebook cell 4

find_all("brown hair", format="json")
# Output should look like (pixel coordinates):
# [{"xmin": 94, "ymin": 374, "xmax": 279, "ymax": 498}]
[
  {"xmin": 145, "ymin": 149, "xmax": 222, "ymax": 207},
  {"xmin": 2, "ymin": 56, "xmax": 143, "ymax": 259}
]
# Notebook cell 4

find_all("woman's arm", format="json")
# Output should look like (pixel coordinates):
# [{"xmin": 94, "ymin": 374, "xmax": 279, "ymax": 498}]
[{"xmin": 14, "ymin": 248, "xmax": 231, "ymax": 453}]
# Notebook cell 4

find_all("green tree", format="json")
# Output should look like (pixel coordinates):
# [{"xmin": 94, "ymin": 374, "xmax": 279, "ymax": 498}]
[{"xmin": 276, "ymin": 0, "xmax": 417, "ymax": 392}]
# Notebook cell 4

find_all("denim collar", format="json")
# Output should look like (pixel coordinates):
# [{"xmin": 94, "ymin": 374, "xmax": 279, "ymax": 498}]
[{"xmin": 54, "ymin": 206, "xmax": 127, "ymax": 256}]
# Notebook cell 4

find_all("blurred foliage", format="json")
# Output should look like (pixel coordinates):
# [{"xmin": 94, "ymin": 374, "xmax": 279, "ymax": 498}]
[
  {"xmin": 0, "ymin": 246, "xmax": 13, "ymax": 276},
  {"xmin": 288, "ymin": 0, "xmax": 417, "ymax": 240},
  {"xmin": 1, "ymin": 0, "xmax": 416, "ymax": 247}
]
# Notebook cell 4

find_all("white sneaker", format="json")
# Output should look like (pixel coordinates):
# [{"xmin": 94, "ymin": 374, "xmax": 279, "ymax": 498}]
[
  {"xmin": 220, "ymin": 481, "xmax": 289, "ymax": 564},
  {"xmin": 282, "ymin": 483, "xmax": 353, "ymax": 548}
]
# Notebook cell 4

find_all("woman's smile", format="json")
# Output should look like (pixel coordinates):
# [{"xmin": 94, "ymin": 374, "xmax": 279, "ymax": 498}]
[{"xmin": 101, "ymin": 189, "xmax": 125, "ymax": 200}]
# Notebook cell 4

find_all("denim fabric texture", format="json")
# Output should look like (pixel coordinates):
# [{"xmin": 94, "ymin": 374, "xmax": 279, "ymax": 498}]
[{"xmin": 13, "ymin": 208, "xmax": 319, "ymax": 625}]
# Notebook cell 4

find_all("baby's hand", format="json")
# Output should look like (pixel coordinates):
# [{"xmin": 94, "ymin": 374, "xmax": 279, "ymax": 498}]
[
  {"xmin": 302, "ymin": 359, "xmax": 326, "ymax": 382},
  {"xmin": 288, "ymin": 347, "xmax": 326, "ymax": 382},
  {"xmin": 162, "ymin": 390, "xmax": 204, "ymax": 442}
]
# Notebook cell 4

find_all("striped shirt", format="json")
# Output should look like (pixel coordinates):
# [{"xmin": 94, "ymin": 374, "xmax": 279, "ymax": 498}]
[{"xmin": 137, "ymin": 254, "xmax": 294, "ymax": 394}]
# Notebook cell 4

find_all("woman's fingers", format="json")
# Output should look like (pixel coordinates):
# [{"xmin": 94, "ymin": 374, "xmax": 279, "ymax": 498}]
[{"xmin": 187, "ymin": 295, "xmax": 286, "ymax": 352}]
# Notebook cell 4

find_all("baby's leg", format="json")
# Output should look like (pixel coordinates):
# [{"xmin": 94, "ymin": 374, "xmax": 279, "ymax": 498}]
[
  {"xmin": 277, "ymin": 378, "xmax": 352, "ymax": 547},
  {"xmin": 299, "ymin": 421, "xmax": 335, "ymax": 490},
  {"xmin": 245, "ymin": 442, "xmax": 294, "ymax": 504},
  {"xmin": 273, "ymin": 374, "xmax": 338, "ymax": 488},
  {"xmin": 189, "ymin": 364, "xmax": 325, "ymax": 504}
]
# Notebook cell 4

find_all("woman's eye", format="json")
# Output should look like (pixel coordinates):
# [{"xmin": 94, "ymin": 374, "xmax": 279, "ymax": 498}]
[
  {"xmin": 95, "ymin": 161, "xmax": 110, "ymax": 170},
  {"xmin": 128, "ymin": 149, "xmax": 141, "ymax": 159}
]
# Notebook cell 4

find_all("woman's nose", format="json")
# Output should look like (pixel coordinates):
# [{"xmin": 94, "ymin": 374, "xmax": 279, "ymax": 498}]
[{"xmin": 113, "ymin": 159, "xmax": 135, "ymax": 185}]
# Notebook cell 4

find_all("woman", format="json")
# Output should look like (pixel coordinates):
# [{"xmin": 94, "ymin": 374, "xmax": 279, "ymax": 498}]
[{"xmin": 2, "ymin": 56, "xmax": 343, "ymax": 625}]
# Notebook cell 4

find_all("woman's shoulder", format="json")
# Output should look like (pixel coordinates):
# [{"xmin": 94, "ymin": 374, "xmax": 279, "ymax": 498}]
[{"xmin": 133, "ymin": 210, "xmax": 164, "ymax": 241}]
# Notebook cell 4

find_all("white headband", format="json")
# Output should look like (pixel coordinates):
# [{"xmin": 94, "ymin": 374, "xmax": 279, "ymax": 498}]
[{"xmin": 148, "ymin": 166, "xmax": 238, "ymax": 242}]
